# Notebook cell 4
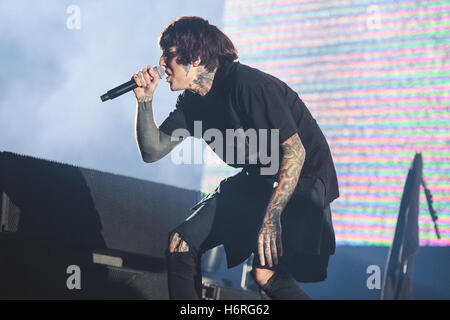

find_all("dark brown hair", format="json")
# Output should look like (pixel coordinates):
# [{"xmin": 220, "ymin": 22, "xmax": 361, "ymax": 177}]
[{"xmin": 158, "ymin": 16, "xmax": 238, "ymax": 71}]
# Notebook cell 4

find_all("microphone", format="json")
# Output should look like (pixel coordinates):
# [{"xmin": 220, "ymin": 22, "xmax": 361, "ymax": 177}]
[{"xmin": 100, "ymin": 66, "xmax": 165, "ymax": 102}]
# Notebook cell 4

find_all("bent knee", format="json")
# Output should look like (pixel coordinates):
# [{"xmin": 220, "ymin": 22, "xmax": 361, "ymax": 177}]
[
  {"xmin": 252, "ymin": 268, "xmax": 275, "ymax": 287},
  {"xmin": 168, "ymin": 232, "xmax": 190, "ymax": 253}
]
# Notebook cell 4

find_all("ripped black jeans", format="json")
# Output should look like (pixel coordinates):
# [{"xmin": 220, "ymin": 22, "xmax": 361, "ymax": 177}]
[
  {"xmin": 166, "ymin": 239, "xmax": 311, "ymax": 300},
  {"xmin": 166, "ymin": 170, "xmax": 333, "ymax": 300}
]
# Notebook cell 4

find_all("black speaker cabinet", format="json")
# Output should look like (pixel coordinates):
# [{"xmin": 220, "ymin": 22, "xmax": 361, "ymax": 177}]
[{"xmin": 0, "ymin": 151, "xmax": 201, "ymax": 299}]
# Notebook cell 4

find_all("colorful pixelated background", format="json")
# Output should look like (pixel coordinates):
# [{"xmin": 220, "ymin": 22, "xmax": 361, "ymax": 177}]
[{"xmin": 200, "ymin": 0, "xmax": 450, "ymax": 246}]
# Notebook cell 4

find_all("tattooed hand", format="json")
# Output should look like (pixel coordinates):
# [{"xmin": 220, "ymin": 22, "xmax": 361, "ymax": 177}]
[
  {"xmin": 258, "ymin": 133, "xmax": 305, "ymax": 267},
  {"xmin": 132, "ymin": 66, "xmax": 159, "ymax": 102},
  {"xmin": 258, "ymin": 214, "xmax": 283, "ymax": 267}
]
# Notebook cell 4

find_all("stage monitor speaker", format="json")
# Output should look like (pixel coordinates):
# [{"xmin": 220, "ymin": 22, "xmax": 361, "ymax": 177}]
[
  {"xmin": 0, "ymin": 151, "xmax": 202, "ymax": 299},
  {"xmin": 0, "ymin": 151, "xmax": 201, "ymax": 256}
]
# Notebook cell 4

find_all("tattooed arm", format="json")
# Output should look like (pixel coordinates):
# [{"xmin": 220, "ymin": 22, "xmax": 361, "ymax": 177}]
[
  {"xmin": 135, "ymin": 60, "xmax": 216, "ymax": 162},
  {"xmin": 133, "ymin": 66, "xmax": 184, "ymax": 163},
  {"xmin": 136, "ymin": 100, "xmax": 184, "ymax": 163},
  {"xmin": 258, "ymin": 132, "xmax": 306, "ymax": 267}
]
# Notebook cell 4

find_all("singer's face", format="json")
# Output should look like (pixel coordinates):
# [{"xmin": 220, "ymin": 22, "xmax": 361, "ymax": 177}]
[{"xmin": 159, "ymin": 47, "xmax": 194, "ymax": 91}]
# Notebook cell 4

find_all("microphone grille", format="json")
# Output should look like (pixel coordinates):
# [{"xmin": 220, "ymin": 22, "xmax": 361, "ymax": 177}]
[{"xmin": 153, "ymin": 66, "xmax": 165, "ymax": 79}]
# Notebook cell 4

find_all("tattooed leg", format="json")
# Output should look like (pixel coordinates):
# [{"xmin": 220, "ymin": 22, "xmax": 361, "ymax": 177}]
[
  {"xmin": 169, "ymin": 232, "xmax": 190, "ymax": 253},
  {"xmin": 166, "ymin": 232, "xmax": 202, "ymax": 299}
]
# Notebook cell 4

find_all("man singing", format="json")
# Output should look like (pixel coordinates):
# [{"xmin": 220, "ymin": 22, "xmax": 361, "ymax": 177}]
[{"xmin": 133, "ymin": 16, "xmax": 339, "ymax": 300}]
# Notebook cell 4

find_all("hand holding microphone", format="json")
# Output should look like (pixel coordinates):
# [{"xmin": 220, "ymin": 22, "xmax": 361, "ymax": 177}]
[
  {"xmin": 100, "ymin": 65, "xmax": 165, "ymax": 102},
  {"xmin": 132, "ymin": 65, "xmax": 161, "ymax": 102}
]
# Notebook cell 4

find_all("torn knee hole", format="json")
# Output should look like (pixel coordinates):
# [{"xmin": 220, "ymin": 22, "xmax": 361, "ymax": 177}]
[
  {"xmin": 169, "ymin": 232, "xmax": 190, "ymax": 253},
  {"xmin": 252, "ymin": 268, "xmax": 275, "ymax": 287}
]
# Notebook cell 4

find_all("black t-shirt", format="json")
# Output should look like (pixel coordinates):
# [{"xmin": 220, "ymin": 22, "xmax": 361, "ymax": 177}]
[{"xmin": 159, "ymin": 61, "xmax": 339, "ymax": 204}]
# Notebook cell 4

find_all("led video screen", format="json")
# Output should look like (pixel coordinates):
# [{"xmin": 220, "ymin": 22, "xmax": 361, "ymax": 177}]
[{"xmin": 200, "ymin": 0, "xmax": 449, "ymax": 246}]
